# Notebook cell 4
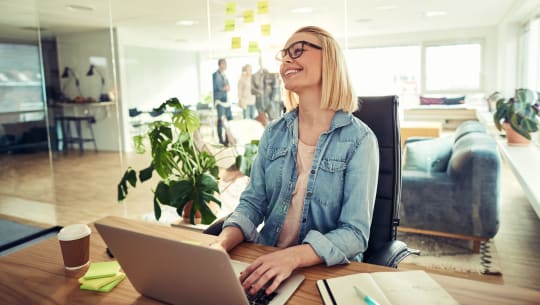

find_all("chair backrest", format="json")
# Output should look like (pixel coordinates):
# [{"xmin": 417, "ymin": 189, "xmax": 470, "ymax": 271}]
[{"xmin": 353, "ymin": 96, "xmax": 401, "ymax": 261}]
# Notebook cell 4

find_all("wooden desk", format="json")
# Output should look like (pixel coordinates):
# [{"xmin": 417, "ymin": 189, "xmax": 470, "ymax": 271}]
[{"xmin": 1, "ymin": 216, "xmax": 539, "ymax": 305}]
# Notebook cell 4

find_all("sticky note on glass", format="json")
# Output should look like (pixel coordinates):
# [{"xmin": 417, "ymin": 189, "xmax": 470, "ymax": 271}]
[
  {"xmin": 248, "ymin": 41, "xmax": 260, "ymax": 53},
  {"xmin": 244, "ymin": 10, "xmax": 254, "ymax": 23},
  {"xmin": 261, "ymin": 24, "xmax": 271, "ymax": 36},
  {"xmin": 83, "ymin": 261, "xmax": 121, "ymax": 280},
  {"xmin": 231, "ymin": 37, "xmax": 241, "ymax": 49},
  {"xmin": 226, "ymin": 1, "xmax": 236, "ymax": 15},
  {"xmin": 258, "ymin": 1, "xmax": 269, "ymax": 14},
  {"xmin": 224, "ymin": 19, "xmax": 235, "ymax": 32}
]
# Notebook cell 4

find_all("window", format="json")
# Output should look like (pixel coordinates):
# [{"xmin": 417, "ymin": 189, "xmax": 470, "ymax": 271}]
[
  {"xmin": 424, "ymin": 43, "xmax": 482, "ymax": 93},
  {"xmin": 346, "ymin": 46, "xmax": 421, "ymax": 106},
  {"xmin": 521, "ymin": 17, "xmax": 540, "ymax": 91}
]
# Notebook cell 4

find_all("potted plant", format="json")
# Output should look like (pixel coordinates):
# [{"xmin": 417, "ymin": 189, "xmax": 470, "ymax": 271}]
[
  {"xmin": 235, "ymin": 139, "xmax": 259, "ymax": 177},
  {"xmin": 492, "ymin": 89, "xmax": 540, "ymax": 145},
  {"xmin": 117, "ymin": 98, "xmax": 221, "ymax": 225}
]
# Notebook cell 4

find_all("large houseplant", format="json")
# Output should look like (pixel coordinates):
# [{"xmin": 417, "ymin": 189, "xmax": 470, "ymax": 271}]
[
  {"xmin": 117, "ymin": 98, "xmax": 221, "ymax": 224},
  {"xmin": 492, "ymin": 89, "xmax": 540, "ymax": 143}
]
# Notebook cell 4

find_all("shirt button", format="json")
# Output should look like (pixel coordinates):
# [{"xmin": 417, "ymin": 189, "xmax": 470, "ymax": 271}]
[
  {"xmin": 302, "ymin": 218, "xmax": 307, "ymax": 223},
  {"xmin": 306, "ymin": 192, "xmax": 312, "ymax": 197},
  {"xmin": 310, "ymin": 169, "xmax": 315, "ymax": 175}
]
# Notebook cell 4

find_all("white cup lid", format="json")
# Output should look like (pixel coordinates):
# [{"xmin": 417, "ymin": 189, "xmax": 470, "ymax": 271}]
[{"xmin": 58, "ymin": 224, "xmax": 91, "ymax": 241}]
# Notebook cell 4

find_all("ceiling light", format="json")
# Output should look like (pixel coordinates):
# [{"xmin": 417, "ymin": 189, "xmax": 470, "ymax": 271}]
[
  {"xmin": 425, "ymin": 11, "xmax": 447, "ymax": 17},
  {"xmin": 66, "ymin": 4, "xmax": 96, "ymax": 12},
  {"xmin": 355, "ymin": 18, "xmax": 373, "ymax": 23},
  {"xmin": 291, "ymin": 7, "xmax": 313, "ymax": 14},
  {"xmin": 375, "ymin": 5, "xmax": 397, "ymax": 10},
  {"xmin": 175, "ymin": 20, "xmax": 198, "ymax": 26}
]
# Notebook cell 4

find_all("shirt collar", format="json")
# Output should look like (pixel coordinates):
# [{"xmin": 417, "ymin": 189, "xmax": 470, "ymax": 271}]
[{"xmin": 284, "ymin": 108, "xmax": 353, "ymax": 133}]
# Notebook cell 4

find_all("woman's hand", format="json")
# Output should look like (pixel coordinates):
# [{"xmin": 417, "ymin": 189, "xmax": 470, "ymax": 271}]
[
  {"xmin": 239, "ymin": 244, "xmax": 322, "ymax": 295},
  {"xmin": 239, "ymin": 248, "xmax": 299, "ymax": 295}
]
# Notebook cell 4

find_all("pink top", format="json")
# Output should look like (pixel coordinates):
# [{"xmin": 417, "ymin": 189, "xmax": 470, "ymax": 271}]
[{"xmin": 277, "ymin": 140, "xmax": 316, "ymax": 248}]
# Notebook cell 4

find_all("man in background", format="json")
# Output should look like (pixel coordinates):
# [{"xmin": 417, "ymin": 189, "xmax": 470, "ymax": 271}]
[{"xmin": 212, "ymin": 58, "xmax": 232, "ymax": 146}]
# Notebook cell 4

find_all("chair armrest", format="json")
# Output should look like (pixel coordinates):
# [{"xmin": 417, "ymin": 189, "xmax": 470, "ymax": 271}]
[
  {"xmin": 203, "ymin": 216, "xmax": 227, "ymax": 236},
  {"xmin": 405, "ymin": 136, "xmax": 434, "ymax": 145},
  {"xmin": 364, "ymin": 240, "xmax": 420, "ymax": 268}
]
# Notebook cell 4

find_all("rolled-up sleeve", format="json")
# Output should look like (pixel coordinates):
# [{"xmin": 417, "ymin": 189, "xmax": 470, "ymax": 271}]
[{"xmin": 303, "ymin": 131, "xmax": 379, "ymax": 266}]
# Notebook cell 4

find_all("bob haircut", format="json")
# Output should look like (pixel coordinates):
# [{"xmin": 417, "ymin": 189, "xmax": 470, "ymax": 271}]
[{"xmin": 283, "ymin": 26, "xmax": 357, "ymax": 113}]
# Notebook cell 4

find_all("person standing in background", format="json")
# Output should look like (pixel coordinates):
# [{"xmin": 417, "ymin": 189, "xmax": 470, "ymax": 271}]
[
  {"xmin": 238, "ymin": 64, "xmax": 257, "ymax": 119},
  {"xmin": 212, "ymin": 58, "xmax": 233, "ymax": 146}
]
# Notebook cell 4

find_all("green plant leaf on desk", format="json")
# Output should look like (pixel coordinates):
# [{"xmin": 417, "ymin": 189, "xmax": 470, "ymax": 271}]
[{"xmin": 117, "ymin": 97, "xmax": 221, "ymax": 224}]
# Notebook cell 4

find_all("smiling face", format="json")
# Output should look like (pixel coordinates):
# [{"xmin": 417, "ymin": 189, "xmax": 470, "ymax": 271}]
[{"xmin": 279, "ymin": 32, "xmax": 323, "ymax": 95}]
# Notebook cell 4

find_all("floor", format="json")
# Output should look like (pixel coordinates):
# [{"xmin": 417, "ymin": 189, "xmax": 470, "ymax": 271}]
[{"xmin": 0, "ymin": 149, "xmax": 539, "ymax": 291}]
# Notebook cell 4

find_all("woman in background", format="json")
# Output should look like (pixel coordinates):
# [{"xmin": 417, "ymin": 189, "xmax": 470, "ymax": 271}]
[
  {"xmin": 211, "ymin": 26, "xmax": 379, "ymax": 296},
  {"xmin": 238, "ymin": 64, "xmax": 257, "ymax": 119}
]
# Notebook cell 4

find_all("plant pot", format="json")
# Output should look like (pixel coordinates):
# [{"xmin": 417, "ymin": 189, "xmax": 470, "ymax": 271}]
[
  {"xmin": 502, "ymin": 122, "xmax": 531, "ymax": 146},
  {"xmin": 182, "ymin": 201, "xmax": 202, "ymax": 224}
]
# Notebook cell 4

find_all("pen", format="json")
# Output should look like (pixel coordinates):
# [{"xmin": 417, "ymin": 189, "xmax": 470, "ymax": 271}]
[{"xmin": 354, "ymin": 286, "xmax": 380, "ymax": 305}]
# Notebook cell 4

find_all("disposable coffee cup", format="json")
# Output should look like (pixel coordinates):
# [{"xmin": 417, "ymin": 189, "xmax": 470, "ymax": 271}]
[{"xmin": 57, "ymin": 224, "xmax": 91, "ymax": 270}]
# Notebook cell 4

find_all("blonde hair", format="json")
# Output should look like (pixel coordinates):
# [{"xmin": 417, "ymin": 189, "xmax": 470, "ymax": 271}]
[{"xmin": 283, "ymin": 26, "xmax": 357, "ymax": 113}]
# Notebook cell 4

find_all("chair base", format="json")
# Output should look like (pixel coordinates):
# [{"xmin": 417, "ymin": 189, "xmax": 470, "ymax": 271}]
[{"xmin": 398, "ymin": 227, "xmax": 488, "ymax": 254}]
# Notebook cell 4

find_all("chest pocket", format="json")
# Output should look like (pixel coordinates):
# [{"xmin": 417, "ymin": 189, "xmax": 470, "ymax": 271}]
[
  {"xmin": 267, "ymin": 147, "xmax": 288, "ymax": 161},
  {"xmin": 320, "ymin": 159, "xmax": 347, "ymax": 172}
]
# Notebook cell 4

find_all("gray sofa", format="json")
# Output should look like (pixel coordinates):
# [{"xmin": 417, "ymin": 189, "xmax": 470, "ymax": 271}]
[{"xmin": 400, "ymin": 121, "xmax": 501, "ymax": 242}]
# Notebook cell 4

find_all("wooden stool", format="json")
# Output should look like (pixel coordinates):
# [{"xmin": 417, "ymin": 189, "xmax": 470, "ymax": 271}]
[{"xmin": 56, "ymin": 116, "xmax": 98, "ymax": 153}]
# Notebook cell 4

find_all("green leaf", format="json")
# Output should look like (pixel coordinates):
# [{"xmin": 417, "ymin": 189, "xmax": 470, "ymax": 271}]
[
  {"xmin": 153, "ymin": 195, "xmax": 162, "ymax": 220},
  {"xmin": 169, "ymin": 180, "xmax": 194, "ymax": 208},
  {"xmin": 133, "ymin": 135, "xmax": 146, "ymax": 154},
  {"xmin": 154, "ymin": 181, "xmax": 171, "ymax": 205},
  {"xmin": 139, "ymin": 165, "xmax": 153, "ymax": 182},
  {"xmin": 117, "ymin": 168, "xmax": 138, "ymax": 201}
]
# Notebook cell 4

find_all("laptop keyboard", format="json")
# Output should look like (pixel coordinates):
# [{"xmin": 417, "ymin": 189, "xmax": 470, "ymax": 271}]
[{"xmin": 246, "ymin": 289, "xmax": 278, "ymax": 305}]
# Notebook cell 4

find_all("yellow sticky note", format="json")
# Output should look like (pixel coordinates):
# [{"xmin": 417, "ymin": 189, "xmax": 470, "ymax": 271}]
[
  {"xmin": 257, "ymin": 1, "xmax": 269, "ymax": 14},
  {"xmin": 83, "ymin": 261, "xmax": 121, "ymax": 280},
  {"xmin": 79, "ymin": 272, "xmax": 125, "ymax": 290},
  {"xmin": 231, "ymin": 37, "xmax": 241, "ymax": 49},
  {"xmin": 244, "ymin": 10, "xmax": 254, "ymax": 23},
  {"xmin": 226, "ymin": 1, "xmax": 236, "ymax": 15},
  {"xmin": 224, "ymin": 19, "xmax": 235, "ymax": 32},
  {"xmin": 261, "ymin": 24, "xmax": 271, "ymax": 37},
  {"xmin": 248, "ymin": 41, "xmax": 260, "ymax": 53},
  {"xmin": 80, "ymin": 273, "xmax": 126, "ymax": 292}
]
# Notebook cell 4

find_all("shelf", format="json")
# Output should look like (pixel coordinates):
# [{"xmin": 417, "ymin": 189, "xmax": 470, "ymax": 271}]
[{"xmin": 0, "ymin": 82, "xmax": 41, "ymax": 87}]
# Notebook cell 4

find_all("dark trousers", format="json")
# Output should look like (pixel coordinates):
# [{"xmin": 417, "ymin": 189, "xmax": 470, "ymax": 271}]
[{"xmin": 216, "ymin": 104, "xmax": 233, "ymax": 145}]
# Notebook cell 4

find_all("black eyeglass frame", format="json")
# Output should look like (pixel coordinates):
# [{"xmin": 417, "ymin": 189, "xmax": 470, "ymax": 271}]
[{"xmin": 275, "ymin": 40, "xmax": 322, "ymax": 61}]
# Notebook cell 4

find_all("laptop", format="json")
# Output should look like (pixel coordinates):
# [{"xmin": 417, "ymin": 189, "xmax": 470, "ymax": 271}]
[{"xmin": 95, "ymin": 219, "xmax": 305, "ymax": 305}]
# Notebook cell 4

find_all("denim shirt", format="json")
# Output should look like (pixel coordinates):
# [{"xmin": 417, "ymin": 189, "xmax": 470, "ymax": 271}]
[
  {"xmin": 212, "ymin": 70, "xmax": 229, "ymax": 102},
  {"xmin": 223, "ymin": 109, "xmax": 379, "ymax": 266}
]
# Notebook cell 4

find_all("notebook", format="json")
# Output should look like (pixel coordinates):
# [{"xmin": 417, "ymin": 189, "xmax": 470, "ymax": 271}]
[
  {"xmin": 95, "ymin": 220, "xmax": 304, "ymax": 305},
  {"xmin": 317, "ymin": 270, "xmax": 459, "ymax": 305}
]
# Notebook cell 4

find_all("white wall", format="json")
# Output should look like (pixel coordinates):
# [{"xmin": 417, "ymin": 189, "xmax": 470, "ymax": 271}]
[
  {"xmin": 56, "ymin": 29, "xmax": 121, "ymax": 151},
  {"xmin": 116, "ymin": 27, "xmax": 201, "ymax": 151}
]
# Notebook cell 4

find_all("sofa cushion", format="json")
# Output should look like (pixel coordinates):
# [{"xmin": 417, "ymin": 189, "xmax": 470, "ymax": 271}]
[
  {"xmin": 419, "ymin": 96, "xmax": 445, "ymax": 105},
  {"xmin": 444, "ymin": 96, "xmax": 465, "ymax": 105},
  {"xmin": 404, "ymin": 136, "xmax": 453, "ymax": 172}
]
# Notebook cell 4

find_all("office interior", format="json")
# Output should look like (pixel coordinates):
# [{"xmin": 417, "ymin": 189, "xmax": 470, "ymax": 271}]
[{"xmin": 1, "ymin": 0, "xmax": 539, "ymax": 292}]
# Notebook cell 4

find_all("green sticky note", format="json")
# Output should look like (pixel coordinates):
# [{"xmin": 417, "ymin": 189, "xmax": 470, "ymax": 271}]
[
  {"xmin": 226, "ymin": 1, "xmax": 236, "ymax": 15},
  {"xmin": 231, "ymin": 37, "xmax": 241, "ymax": 49},
  {"xmin": 257, "ymin": 1, "xmax": 269, "ymax": 14},
  {"xmin": 79, "ymin": 272, "xmax": 124, "ymax": 290},
  {"xmin": 244, "ymin": 10, "xmax": 254, "ymax": 23},
  {"xmin": 261, "ymin": 24, "xmax": 271, "ymax": 36},
  {"xmin": 224, "ymin": 19, "xmax": 235, "ymax": 32},
  {"xmin": 83, "ymin": 261, "xmax": 121, "ymax": 280},
  {"xmin": 80, "ymin": 273, "xmax": 126, "ymax": 292}
]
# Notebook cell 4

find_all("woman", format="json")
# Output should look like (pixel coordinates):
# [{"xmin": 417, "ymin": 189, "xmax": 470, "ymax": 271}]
[
  {"xmin": 210, "ymin": 26, "xmax": 379, "ymax": 295},
  {"xmin": 238, "ymin": 64, "xmax": 257, "ymax": 119}
]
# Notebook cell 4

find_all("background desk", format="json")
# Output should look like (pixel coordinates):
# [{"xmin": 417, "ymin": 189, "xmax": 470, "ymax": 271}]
[{"xmin": 0, "ymin": 216, "xmax": 539, "ymax": 305}]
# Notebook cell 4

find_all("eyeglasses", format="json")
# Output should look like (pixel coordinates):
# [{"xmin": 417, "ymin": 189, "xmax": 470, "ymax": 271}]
[{"xmin": 275, "ymin": 40, "xmax": 322, "ymax": 61}]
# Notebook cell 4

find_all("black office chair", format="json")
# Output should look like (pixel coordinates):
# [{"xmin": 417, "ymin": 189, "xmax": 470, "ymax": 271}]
[
  {"xmin": 204, "ymin": 95, "xmax": 416, "ymax": 267},
  {"xmin": 353, "ymin": 95, "xmax": 417, "ymax": 267}
]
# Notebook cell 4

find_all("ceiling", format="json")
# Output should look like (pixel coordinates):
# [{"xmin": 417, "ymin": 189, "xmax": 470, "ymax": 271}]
[{"xmin": 0, "ymin": 0, "xmax": 534, "ymax": 51}]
